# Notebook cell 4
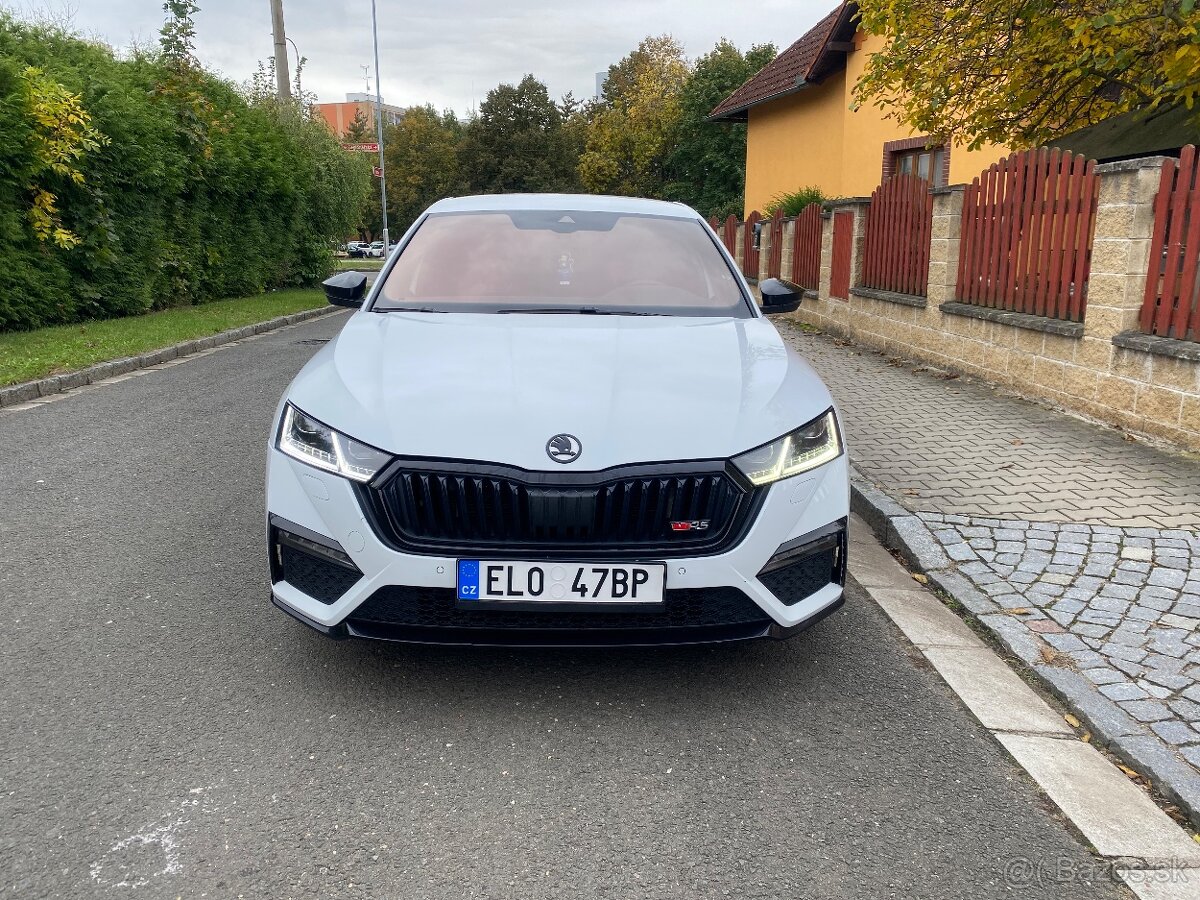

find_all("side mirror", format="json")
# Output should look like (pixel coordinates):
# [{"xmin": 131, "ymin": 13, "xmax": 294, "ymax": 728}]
[
  {"xmin": 322, "ymin": 271, "xmax": 368, "ymax": 308},
  {"xmin": 759, "ymin": 278, "xmax": 802, "ymax": 315}
]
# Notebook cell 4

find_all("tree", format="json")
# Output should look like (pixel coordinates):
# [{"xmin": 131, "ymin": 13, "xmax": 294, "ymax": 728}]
[
  {"xmin": 344, "ymin": 107, "xmax": 373, "ymax": 142},
  {"xmin": 579, "ymin": 35, "xmax": 690, "ymax": 197},
  {"xmin": 663, "ymin": 39, "xmax": 775, "ymax": 218},
  {"xmin": 0, "ymin": 9, "xmax": 369, "ymax": 330},
  {"xmin": 158, "ymin": 0, "xmax": 199, "ymax": 72},
  {"xmin": 854, "ymin": 0, "xmax": 1200, "ymax": 150},
  {"xmin": 380, "ymin": 104, "xmax": 465, "ymax": 234},
  {"xmin": 461, "ymin": 75, "xmax": 576, "ymax": 193}
]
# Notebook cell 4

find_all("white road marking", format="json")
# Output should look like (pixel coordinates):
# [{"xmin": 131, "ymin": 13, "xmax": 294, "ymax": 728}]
[{"xmin": 87, "ymin": 787, "xmax": 215, "ymax": 890}]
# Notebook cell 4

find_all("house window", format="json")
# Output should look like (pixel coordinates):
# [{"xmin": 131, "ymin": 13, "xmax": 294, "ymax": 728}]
[
  {"xmin": 882, "ymin": 137, "xmax": 950, "ymax": 187},
  {"xmin": 894, "ymin": 147, "xmax": 945, "ymax": 183}
]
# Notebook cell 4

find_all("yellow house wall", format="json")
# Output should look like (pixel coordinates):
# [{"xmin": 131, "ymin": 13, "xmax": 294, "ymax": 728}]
[
  {"xmin": 744, "ymin": 71, "xmax": 847, "ymax": 215},
  {"xmin": 743, "ymin": 29, "xmax": 1010, "ymax": 215}
]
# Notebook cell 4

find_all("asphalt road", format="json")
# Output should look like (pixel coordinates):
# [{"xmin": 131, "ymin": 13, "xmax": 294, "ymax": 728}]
[{"xmin": 0, "ymin": 313, "xmax": 1129, "ymax": 899}]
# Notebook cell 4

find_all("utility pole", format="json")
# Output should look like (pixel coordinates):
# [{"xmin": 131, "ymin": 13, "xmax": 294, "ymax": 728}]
[
  {"xmin": 269, "ymin": 0, "xmax": 292, "ymax": 102},
  {"xmin": 370, "ymin": 0, "xmax": 389, "ymax": 251}
]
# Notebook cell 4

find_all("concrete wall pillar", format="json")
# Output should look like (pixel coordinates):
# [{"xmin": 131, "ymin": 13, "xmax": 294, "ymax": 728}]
[
  {"xmin": 1085, "ymin": 158, "xmax": 1166, "ymax": 341},
  {"xmin": 927, "ymin": 186, "xmax": 965, "ymax": 307}
]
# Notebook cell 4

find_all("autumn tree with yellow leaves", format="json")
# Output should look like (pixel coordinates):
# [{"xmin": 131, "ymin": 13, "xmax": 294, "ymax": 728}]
[
  {"xmin": 579, "ymin": 35, "xmax": 691, "ymax": 197},
  {"xmin": 853, "ymin": 0, "xmax": 1200, "ymax": 149}
]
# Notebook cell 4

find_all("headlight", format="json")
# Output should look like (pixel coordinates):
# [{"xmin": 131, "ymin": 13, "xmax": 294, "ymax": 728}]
[
  {"xmin": 277, "ymin": 404, "xmax": 391, "ymax": 482},
  {"xmin": 732, "ymin": 410, "xmax": 842, "ymax": 486}
]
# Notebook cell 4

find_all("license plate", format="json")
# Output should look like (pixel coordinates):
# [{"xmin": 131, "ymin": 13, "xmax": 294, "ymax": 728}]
[{"xmin": 457, "ymin": 560, "xmax": 665, "ymax": 604}]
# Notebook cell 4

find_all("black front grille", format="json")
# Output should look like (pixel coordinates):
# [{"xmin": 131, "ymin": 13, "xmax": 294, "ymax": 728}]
[
  {"xmin": 348, "ymin": 585, "xmax": 771, "ymax": 632},
  {"xmin": 358, "ymin": 461, "xmax": 761, "ymax": 556}
]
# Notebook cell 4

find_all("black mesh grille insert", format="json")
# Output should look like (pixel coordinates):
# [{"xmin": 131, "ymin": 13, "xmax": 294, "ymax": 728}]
[
  {"xmin": 758, "ymin": 545, "xmax": 841, "ymax": 607},
  {"xmin": 359, "ymin": 463, "xmax": 761, "ymax": 556},
  {"xmin": 347, "ymin": 586, "xmax": 771, "ymax": 631},
  {"xmin": 278, "ymin": 544, "xmax": 362, "ymax": 605}
]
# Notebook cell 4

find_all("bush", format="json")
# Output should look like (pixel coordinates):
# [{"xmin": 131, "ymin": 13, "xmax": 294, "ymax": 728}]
[
  {"xmin": 763, "ymin": 186, "xmax": 830, "ymax": 217},
  {"xmin": 0, "ymin": 14, "xmax": 370, "ymax": 332}
]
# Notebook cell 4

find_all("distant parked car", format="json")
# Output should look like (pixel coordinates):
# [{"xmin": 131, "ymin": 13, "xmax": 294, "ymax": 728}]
[
  {"xmin": 367, "ymin": 241, "xmax": 385, "ymax": 259},
  {"xmin": 346, "ymin": 242, "xmax": 369, "ymax": 259}
]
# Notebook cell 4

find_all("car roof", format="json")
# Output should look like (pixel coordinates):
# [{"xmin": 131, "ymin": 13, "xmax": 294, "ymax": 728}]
[{"xmin": 425, "ymin": 193, "xmax": 701, "ymax": 220}]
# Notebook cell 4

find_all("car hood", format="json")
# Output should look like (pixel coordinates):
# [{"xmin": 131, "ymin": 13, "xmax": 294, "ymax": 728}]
[{"xmin": 286, "ymin": 311, "xmax": 835, "ymax": 472}]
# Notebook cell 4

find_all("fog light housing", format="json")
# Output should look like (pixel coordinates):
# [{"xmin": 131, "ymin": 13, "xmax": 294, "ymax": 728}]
[
  {"xmin": 758, "ymin": 519, "xmax": 846, "ymax": 606},
  {"xmin": 269, "ymin": 515, "xmax": 363, "ymax": 605}
]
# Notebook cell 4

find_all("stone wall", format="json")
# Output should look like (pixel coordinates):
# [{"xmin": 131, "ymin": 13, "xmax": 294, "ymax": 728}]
[{"xmin": 744, "ymin": 157, "xmax": 1200, "ymax": 451}]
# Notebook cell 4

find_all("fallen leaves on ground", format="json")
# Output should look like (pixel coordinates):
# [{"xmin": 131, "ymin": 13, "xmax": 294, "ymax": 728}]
[
  {"xmin": 1006, "ymin": 607, "xmax": 1031, "ymax": 615},
  {"xmin": 911, "ymin": 573, "xmax": 928, "ymax": 584},
  {"xmin": 1064, "ymin": 714, "xmax": 1080, "ymax": 728}
]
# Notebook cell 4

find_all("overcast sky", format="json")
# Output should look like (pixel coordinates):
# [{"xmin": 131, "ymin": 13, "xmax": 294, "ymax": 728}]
[{"xmin": 30, "ymin": 0, "xmax": 831, "ymax": 114}]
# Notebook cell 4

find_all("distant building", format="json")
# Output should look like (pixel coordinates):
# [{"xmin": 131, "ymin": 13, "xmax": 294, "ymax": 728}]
[
  {"xmin": 315, "ymin": 92, "xmax": 405, "ymax": 137},
  {"xmin": 594, "ymin": 71, "xmax": 607, "ymax": 100}
]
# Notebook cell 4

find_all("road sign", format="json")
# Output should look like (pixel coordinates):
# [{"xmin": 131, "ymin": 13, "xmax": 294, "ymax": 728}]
[
  {"xmin": 343, "ymin": 142, "xmax": 380, "ymax": 152},
  {"xmin": 372, "ymin": 165, "xmax": 383, "ymax": 177}
]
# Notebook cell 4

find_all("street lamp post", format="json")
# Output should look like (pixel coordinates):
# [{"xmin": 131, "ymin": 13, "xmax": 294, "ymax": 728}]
[
  {"xmin": 370, "ymin": 0, "xmax": 389, "ymax": 252},
  {"xmin": 286, "ymin": 36, "xmax": 301, "ymax": 98}
]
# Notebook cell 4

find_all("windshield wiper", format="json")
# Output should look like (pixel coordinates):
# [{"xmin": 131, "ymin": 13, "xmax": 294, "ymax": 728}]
[
  {"xmin": 496, "ymin": 307, "xmax": 663, "ymax": 316},
  {"xmin": 375, "ymin": 306, "xmax": 446, "ymax": 313}
]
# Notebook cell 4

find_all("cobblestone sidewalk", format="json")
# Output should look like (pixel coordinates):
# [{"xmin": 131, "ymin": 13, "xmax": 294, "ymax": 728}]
[{"xmin": 781, "ymin": 321, "xmax": 1200, "ymax": 818}]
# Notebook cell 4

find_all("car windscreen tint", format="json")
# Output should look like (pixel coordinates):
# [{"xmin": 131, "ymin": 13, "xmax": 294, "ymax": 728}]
[{"xmin": 375, "ymin": 210, "xmax": 750, "ymax": 317}]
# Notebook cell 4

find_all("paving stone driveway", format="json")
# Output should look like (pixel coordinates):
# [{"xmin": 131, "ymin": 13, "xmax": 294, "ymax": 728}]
[
  {"xmin": 781, "ymin": 321, "xmax": 1200, "ymax": 802},
  {"xmin": 920, "ymin": 513, "xmax": 1200, "ymax": 758},
  {"xmin": 783, "ymin": 325, "xmax": 1200, "ymax": 529}
]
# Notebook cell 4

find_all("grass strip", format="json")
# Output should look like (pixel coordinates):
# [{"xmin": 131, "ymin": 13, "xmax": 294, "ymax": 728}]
[{"xmin": 0, "ymin": 288, "xmax": 327, "ymax": 386}]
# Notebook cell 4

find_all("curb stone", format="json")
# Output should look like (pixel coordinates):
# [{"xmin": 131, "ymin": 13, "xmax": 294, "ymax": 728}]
[
  {"xmin": 848, "ymin": 465, "xmax": 1200, "ymax": 829},
  {"xmin": 0, "ymin": 305, "xmax": 340, "ymax": 409}
]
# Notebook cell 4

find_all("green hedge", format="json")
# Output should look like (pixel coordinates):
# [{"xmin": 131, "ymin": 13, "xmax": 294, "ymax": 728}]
[{"xmin": 0, "ymin": 15, "xmax": 370, "ymax": 332}]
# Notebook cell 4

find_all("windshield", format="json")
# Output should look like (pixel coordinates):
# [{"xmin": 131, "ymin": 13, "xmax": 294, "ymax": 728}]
[{"xmin": 374, "ymin": 210, "xmax": 750, "ymax": 317}]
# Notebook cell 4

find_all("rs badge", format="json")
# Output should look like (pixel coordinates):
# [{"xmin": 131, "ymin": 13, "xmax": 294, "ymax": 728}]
[{"xmin": 670, "ymin": 520, "xmax": 710, "ymax": 532}]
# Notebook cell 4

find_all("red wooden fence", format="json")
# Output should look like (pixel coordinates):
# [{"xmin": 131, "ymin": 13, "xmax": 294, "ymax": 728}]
[
  {"xmin": 766, "ymin": 209, "xmax": 785, "ymax": 279},
  {"xmin": 1140, "ymin": 144, "xmax": 1200, "ymax": 342},
  {"xmin": 861, "ymin": 174, "xmax": 933, "ymax": 296},
  {"xmin": 722, "ymin": 215, "xmax": 738, "ymax": 256},
  {"xmin": 830, "ymin": 210, "xmax": 854, "ymax": 300},
  {"xmin": 742, "ymin": 210, "xmax": 761, "ymax": 279},
  {"xmin": 791, "ymin": 203, "xmax": 823, "ymax": 291},
  {"xmin": 957, "ymin": 148, "xmax": 1098, "ymax": 321}
]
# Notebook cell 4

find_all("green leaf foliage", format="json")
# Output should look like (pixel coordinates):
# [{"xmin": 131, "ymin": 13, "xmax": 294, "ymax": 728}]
[
  {"xmin": 855, "ymin": 0, "xmax": 1200, "ymax": 149},
  {"xmin": 662, "ymin": 40, "xmax": 776, "ymax": 218},
  {"xmin": 376, "ymin": 105, "xmax": 466, "ymax": 237},
  {"xmin": 764, "ymin": 186, "xmax": 830, "ymax": 217},
  {"xmin": 0, "ymin": 12, "xmax": 370, "ymax": 332},
  {"xmin": 461, "ymin": 75, "xmax": 579, "ymax": 195}
]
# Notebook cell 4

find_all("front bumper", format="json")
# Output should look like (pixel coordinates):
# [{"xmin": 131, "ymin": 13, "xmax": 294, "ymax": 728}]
[{"xmin": 266, "ymin": 448, "xmax": 850, "ymax": 645}]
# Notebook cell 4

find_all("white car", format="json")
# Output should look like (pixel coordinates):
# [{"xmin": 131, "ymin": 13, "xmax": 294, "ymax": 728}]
[
  {"xmin": 366, "ymin": 240, "xmax": 385, "ymax": 258},
  {"xmin": 267, "ymin": 194, "xmax": 849, "ymax": 646}
]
